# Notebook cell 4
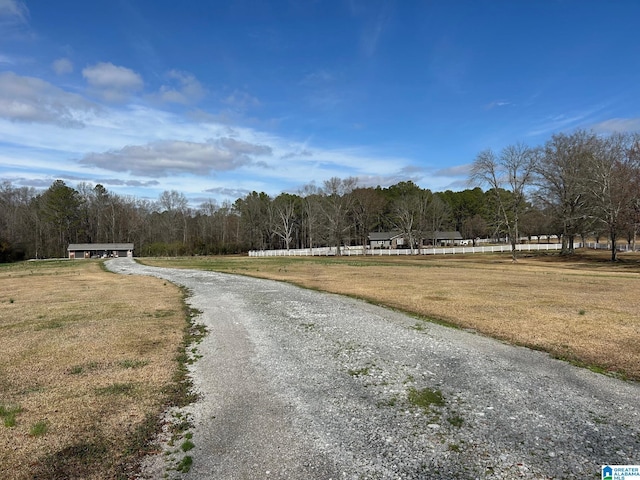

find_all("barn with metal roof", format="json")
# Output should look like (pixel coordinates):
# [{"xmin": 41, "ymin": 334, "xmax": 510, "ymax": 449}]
[{"xmin": 67, "ymin": 243, "xmax": 134, "ymax": 259}]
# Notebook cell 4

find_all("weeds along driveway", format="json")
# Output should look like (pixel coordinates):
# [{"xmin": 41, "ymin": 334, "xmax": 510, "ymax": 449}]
[{"xmin": 107, "ymin": 258, "xmax": 640, "ymax": 480}]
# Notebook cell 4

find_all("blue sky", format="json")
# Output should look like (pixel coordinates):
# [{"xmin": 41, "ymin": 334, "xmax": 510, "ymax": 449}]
[{"xmin": 1, "ymin": 0, "xmax": 639, "ymax": 206}]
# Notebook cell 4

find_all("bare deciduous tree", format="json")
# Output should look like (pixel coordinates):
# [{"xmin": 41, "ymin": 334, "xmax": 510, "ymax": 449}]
[
  {"xmin": 534, "ymin": 130, "xmax": 596, "ymax": 255},
  {"xmin": 320, "ymin": 177, "xmax": 357, "ymax": 255},
  {"xmin": 470, "ymin": 143, "xmax": 538, "ymax": 261},
  {"xmin": 270, "ymin": 193, "xmax": 298, "ymax": 250},
  {"xmin": 585, "ymin": 133, "xmax": 640, "ymax": 261},
  {"xmin": 350, "ymin": 187, "xmax": 387, "ymax": 249}
]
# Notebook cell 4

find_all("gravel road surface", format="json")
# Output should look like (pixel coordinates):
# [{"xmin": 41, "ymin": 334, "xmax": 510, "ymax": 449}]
[{"xmin": 107, "ymin": 258, "xmax": 640, "ymax": 479}]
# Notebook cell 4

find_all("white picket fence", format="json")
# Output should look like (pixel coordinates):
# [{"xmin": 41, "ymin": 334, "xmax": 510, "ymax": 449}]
[
  {"xmin": 248, "ymin": 243, "xmax": 571, "ymax": 257},
  {"xmin": 584, "ymin": 242, "xmax": 638, "ymax": 252}
]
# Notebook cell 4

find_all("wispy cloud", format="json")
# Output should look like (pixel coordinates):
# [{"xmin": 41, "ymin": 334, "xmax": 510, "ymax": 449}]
[
  {"xmin": 590, "ymin": 117, "xmax": 640, "ymax": 133},
  {"xmin": 526, "ymin": 103, "xmax": 610, "ymax": 137},
  {"xmin": 153, "ymin": 70, "xmax": 205, "ymax": 105},
  {"xmin": 350, "ymin": 0, "xmax": 393, "ymax": 58},
  {"xmin": 301, "ymin": 69, "xmax": 335, "ymax": 85},
  {"xmin": 204, "ymin": 186, "xmax": 251, "ymax": 198},
  {"xmin": 485, "ymin": 100, "xmax": 512, "ymax": 110},
  {"xmin": 280, "ymin": 148, "xmax": 313, "ymax": 160},
  {"xmin": 0, "ymin": 0, "xmax": 32, "ymax": 39},
  {"xmin": 0, "ymin": 0, "xmax": 28, "ymax": 23},
  {"xmin": 434, "ymin": 163, "xmax": 472, "ymax": 177},
  {"xmin": 101, "ymin": 178, "xmax": 160, "ymax": 187},
  {"xmin": 222, "ymin": 89, "xmax": 261, "ymax": 111},
  {"xmin": 355, "ymin": 172, "xmax": 422, "ymax": 189},
  {"xmin": 52, "ymin": 57, "xmax": 73, "ymax": 75}
]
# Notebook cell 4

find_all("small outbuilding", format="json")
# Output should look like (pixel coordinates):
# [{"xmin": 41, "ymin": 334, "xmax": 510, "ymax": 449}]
[{"xmin": 68, "ymin": 243, "xmax": 134, "ymax": 259}]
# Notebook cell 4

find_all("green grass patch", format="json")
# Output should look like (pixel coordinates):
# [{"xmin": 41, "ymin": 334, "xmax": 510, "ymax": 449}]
[
  {"xmin": 169, "ymin": 412, "xmax": 193, "ymax": 437},
  {"xmin": 118, "ymin": 359, "xmax": 149, "ymax": 369},
  {"xmin": 151, "ymin": 309, "xmax": 176, "ymax": 318},
  {"xmin": 30, "ymin": 420, "xmax": 49, "ymax": 436},
  {"xmin": 0, "ymin": 405, "xmax": 23, "ymax": 427},
  {"xmin": 67, "ymin": 361, "xmax": 101, "ymax": 375},
  {"xmin": 164, "ymin": 289, "xmax": 206, "ymax": 406},
  {"xmin": 176, "ymin": 455, "xmax": 193, "ymax": 473},
  {"xmin": 181, "ymin": 439, "xmax": 195, "ymax": 452},
  {"xmin": 447, "ymin": 414, "xmax": 464, "ymax": 427},
  {"xmin": 120, "ymin": 412, "xmax": 161, "ymax": 459},
  {"xmin": 347, "ymin": 366, "xmax": 371, "ymax": 377},
  {"xmin": 96, "ymin": 383, "xmax": 134, "ymax": 396},
  {"xmin": 69, "ymin": 365, "xmax": 84, "ymax": 375},
  {"xmin": 407, "ymin": 387, "xmax": 445, "ymax": 412}
]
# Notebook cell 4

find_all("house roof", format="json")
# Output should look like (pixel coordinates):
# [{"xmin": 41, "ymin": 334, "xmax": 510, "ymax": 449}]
[
  {"xmin": 68, "ymin": 243, "xmax": 134, "ymax": 251},
  {"xmin": 423, "ymin": 231, "xmax": 463, "ymax": 240},
  {"xmin": 368, "ymin": 231, "xmax": 403, "ymax": 241}
]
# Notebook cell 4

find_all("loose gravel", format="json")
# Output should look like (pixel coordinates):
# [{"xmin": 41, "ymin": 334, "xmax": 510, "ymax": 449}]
[{"xmin": 107, "ymin": 258, "xmax": 640, "ymax": 479}]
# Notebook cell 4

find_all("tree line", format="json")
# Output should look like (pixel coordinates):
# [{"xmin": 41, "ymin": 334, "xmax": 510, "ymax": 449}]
[{"xmin": 1, "ymin": 130, "xmax": 638, "ymax": 263}]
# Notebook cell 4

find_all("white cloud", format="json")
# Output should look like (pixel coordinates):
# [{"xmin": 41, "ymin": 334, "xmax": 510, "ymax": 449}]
[
  {"xmin": 485, "ymin": 100, "xmax": 512, "ymax": 110},
  {"xmin": 155, "ymin": 70, "xmax": 205, "ymax": 105},
  {"xmin": 204, "ymin": 186, "xmax": 250, "ymax": 198},
  {"xmin": 0, "ymin": 78, "xmax": 423, "ymax": 202},
  {"xmin": 79, "ymin": 137, "xmax": 273, "ymax": 177},
  {"xmin": 0, "ymin": 71, "xmax": 99, "ymax": 127},
  {"xmin": 100, "ymin": 178, "xmax": 160, "ymax": 187},
  {"xmin": 52, "ymin": 57, "xmax": 73, "ymax": 75},
  {"xmin": 82, "ymin": 62, "xmax": 143, "ymax": 102}
]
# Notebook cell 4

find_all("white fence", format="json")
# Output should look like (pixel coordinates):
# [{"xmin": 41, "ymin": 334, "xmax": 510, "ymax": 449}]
[
  {"xmin": 249, "ymin": 243, "xmax": 569, "ymax": 257},
  {"xmin": 584, "ymin": 242, "xmax": 639, "ymax": 252}
]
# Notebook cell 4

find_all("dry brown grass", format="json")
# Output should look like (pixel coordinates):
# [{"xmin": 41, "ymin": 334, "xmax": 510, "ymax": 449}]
[
  {"xmin": 142, "ymin": 249, "xmax": 640, "ymax": 381},
  {"xmin": 0, "ymin": 260, "xmax": 185, "ymax": 480}
]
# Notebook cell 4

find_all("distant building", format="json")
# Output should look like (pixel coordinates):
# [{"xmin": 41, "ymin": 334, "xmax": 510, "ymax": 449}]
[
  {"xmin": 368, "ymin": 231, "xmax": 465, "ymax": 249},
  {"xmin": 421, "ymin": 231, "xmax": 464, "ymax": 247},
  {"xmin": 368, "ymin": 231, "xmax": 405, "ymax": 249},
  {"xmin": 67, "ymin": 243, "xmax": 134, "ymax": 259}
]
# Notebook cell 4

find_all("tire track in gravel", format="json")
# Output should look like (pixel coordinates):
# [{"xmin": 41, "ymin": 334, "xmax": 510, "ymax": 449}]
[{"xmin": 107, "ymin": 258, "xmax": 640, "ymax": 480}]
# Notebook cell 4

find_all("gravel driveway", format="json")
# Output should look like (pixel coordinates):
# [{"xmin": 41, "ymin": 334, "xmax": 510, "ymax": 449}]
[{"xmin": 107, "ymin": 258, "xmax": 640, "ymax": 479}]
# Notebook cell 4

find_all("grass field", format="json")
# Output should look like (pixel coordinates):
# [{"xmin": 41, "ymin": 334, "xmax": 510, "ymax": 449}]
[
  {"xmin": 141, "ymin": 249, "xmax": 640, "ymax": 381},
  {"xmin": 0, "ymin": 260, "xmax": 189, "ymax": 480},
  {"xmin": 2, "ymin": 250, "xmax": 638, "ymax": 478}
]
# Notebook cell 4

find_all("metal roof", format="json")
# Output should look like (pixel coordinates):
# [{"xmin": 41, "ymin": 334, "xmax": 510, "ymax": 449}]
[
  {"xmin": 368, "ymin": 231, "xmax": 463, "ymax": 241},
  {"xmin": 67, "ymin": 243, "xmax": 134, "ymax": 251},
  {"xmin": 368, "ymin": 231, "xmax": 403, "ymax": 241},
  {"xmin": 423, "ymin": 231, "xmax": 463, "ymax": 240}
]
